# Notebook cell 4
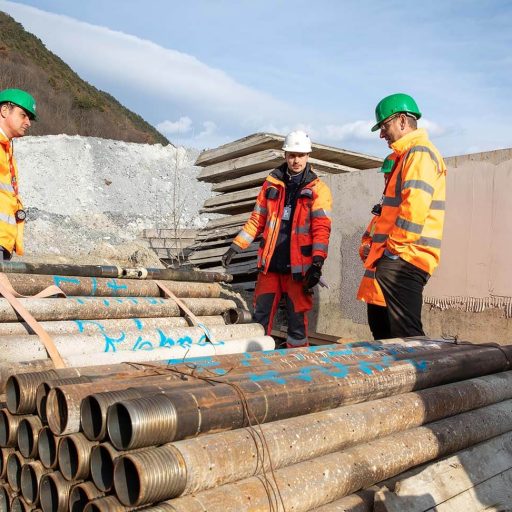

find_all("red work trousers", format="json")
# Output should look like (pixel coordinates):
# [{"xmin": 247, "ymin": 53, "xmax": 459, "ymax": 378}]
[{"xmin": 253, "ymin": 272, "xmax": 313, "ymax": 348}]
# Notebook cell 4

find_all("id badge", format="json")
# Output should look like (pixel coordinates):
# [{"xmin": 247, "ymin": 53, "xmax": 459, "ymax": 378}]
[{"xmin": 282, "ymin": 205, "xmax": 292, "ymax": 221}]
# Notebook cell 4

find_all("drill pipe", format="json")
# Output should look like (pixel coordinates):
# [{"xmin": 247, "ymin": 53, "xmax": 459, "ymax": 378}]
[
  {"xmin": 36, "ymin": 427, "xmax": 60, "ymax": 470},
  {"xmin": 222, "ymin": 308, "xmax": 253, "ymax": 325},
  {"xmin": 309, "ymin": 492, "xmax": 374, "ymax": 511},
  {"xmin": 82, "ymin": 495, "xmax": 133, "ymax": 512},
  {"xmin": 3, "ymin": 336, "xmax": 448, "ymax": 409},
  {"xmin": 10, "ymin": 495, "xmax": 34, "ymax": 511},
  {"xmin": 2, "ymin": 273, "xmax": 222, "ymax": 299},
  {"xmin": 0, "ymin": 322, "xmax": 264, "ymax": 363},
  {"xmin": 0, "ymin": 315, "xmax": 226, "ymax": 338},
  {"xmin": 0, "ymin": 410, "xmax": 31, "ymax": 448},
  {"xmin": 36, "ymin": 377, "xmax": 96, "ymax": 423},
  {"xmin": 57, "ymin": 433, "xmax": 98, "ymax": 481},
  {"xmin": 7, "ymin": 452, "xmax": 31, "ymax": 493},
  {"xmin": 113, "ymin": 371, "xmax": 512, "ymax": 505},
  {"xmin": 0, "ymin": 261, "xmax": 232, "ymax": 283},
  {"xmin": 61, "ymin": 335, "xmax": 276, "ymax": 368},
  {"xmin": 17, "ymin": 417, "xmax": 43, "ymax": 459},
  {"xmin": 68, "ymin": 482, "xmax": 105, "ymax": 512},
  {"xmin": 89, "ymin": 443, "xmax": 132, "ymax": 492},
  {"xmin": 107, "ymin": 344, "xmax": 512, "ymax": 450},
  {"xmin": 38, "ymin": 471, "xmax": 75, "ymax": 512},
  {"xmin": 0, "ymin": 446, "xmax": 15, "ymax": 478},
  {"xmin": 81, "ymin": 344, "xmax": 452, "ymax": 443},
  {"xmin": 0, "ymin": 297, "xmax": 236, "ymax": 323},
  {"xmin": 20, "ymin": 461, "xmax": 51, "ymax": 505},
  {"xmin": 161, "ymin": 399, "xmax": 512, "ymax": 512}
]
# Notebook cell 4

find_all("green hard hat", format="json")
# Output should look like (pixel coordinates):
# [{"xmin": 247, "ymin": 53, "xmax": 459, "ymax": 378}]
[
  {"xmin": 371, "ymin": 93, "xmax": 421, "ymax": 132},
  {"xmin": 0, "ymin": 88, "xmax": 37, "ymax": 120}
]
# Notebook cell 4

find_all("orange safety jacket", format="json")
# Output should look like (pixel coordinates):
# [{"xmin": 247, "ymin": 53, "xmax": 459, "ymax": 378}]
[
  {"xmin": 0, "ymin": 132, "xmax": 24, "ymax": 255},
  {"xmin": 231, "ymin": 163, "xmax": 332, "ymax": 280},
  {"xmin": 363, "ymin": 128, "xmax": 446, "ymax": 282}
]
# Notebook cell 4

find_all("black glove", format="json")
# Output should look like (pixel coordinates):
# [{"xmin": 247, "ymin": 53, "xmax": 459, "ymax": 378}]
[
  {"xmin": 303, "ymin": 256, "xmax": 324, "ymax": 293},
  {"xmin": 221, "ymin": 247, "xmax": 237, "ymax": 268}
]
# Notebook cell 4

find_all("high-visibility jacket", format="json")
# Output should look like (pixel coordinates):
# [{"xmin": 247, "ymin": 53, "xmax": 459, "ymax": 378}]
[
  {"xmin": 363, "ymin": 128, "xmax": 446, "ymax": 277},
  {"xmin": 0, "ymin": 132, "xmax": 24, "ymax": 255},
  {"xmin": 231, "ymin": 163, "xmax": 332, "ymax": 280}
]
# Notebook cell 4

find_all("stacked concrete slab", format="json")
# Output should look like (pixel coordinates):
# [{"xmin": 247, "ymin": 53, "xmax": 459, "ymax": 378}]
[
  {"xmin": 190, "ymin": 133, "xmax": 382, "ymax": 291},
  {"xmin": 142, "ymin": 228, "xmax": 198, "ymax": 264}
]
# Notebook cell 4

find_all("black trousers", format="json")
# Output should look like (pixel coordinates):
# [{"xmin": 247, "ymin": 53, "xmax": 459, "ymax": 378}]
[
  {"xmin": 374, "ymin": 256, "xmax": 430, "ymax": 338},
  {"xmin": 0, "ymin": 246, "xmax": 12, "ymax": 260}
]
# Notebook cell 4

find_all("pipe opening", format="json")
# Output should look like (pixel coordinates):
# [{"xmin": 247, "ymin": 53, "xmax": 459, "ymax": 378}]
[
  {"xmin": 58, "ymin": 436, "xmax": 79, "ymax": 480},
  {"xmin": 36, "ymin": 382, "xmax": 51, "ymax": 422},
  {"xmin": 47, "ymin": 388, "xmax": 68, "ymax": 434},
  {"xmin": 5, "ymin": 376, "xmax": 22, "ymax": 413},
  {"xmin": 10, "ymin": 495, "xmax": 30, "ymax": 511},
  {"xmin": 0, "ymin": 486, "xmax": 11, "ymax": 511},
  {"xmin": 6, "ymin": 452, "xmax": 22, "ymax": 491},
  {"xmin": 90, "ymin": 445, "xmax": 115, "ymax": 492},
  {"xmin": 38, "ymin": 427, "xmax": 58, "ymax": 468},
  {"xmin": 114, "ymin": 457, "xmax": 141, "ymax": 506},
  {"xmin": 81, "ymin": 395, "xmax": 104, "ymax": 441},
  {"xmin": 107, "ymin": 403, "xmax": 133, "ymax": 450},
  {"xmin": 69, "ymin": 485, "xmax": 90, "ymax": 512},
  {"xmin": 0, "ymin": 410, "xmax": 11, "ymax": 446},
  {"xmin": 20, "ymin": 464, "xmax": 38, "ymax": 504},
  {"xmin": 17, "ymin": 419, "xmax": 35, "ymax": 458},
  {"xmin": 39, "ymin": 474, "xmax": 59, "ymax": 512}
]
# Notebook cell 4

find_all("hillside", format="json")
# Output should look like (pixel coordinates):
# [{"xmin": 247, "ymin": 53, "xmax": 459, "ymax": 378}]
[{"xmin": 0, "ymin": 11, "xmax": 169, "ymax": 145}]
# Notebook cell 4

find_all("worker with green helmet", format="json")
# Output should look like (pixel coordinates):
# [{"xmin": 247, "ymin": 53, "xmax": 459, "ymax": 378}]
[
  {"xmin": 357, "ymin": 93, "xmax": 447, "ymax": 339},
  {"xmin": 0, "ymin": 88, "xmax": 37, "ymax": 259}
]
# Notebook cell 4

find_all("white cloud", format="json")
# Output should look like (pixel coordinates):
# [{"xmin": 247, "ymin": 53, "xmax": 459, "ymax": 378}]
[
  {"xmin": 418, "ymin": 118, "xmax": 447, "ymax": 137},
  {"xmin": 157, "ymin": 116, "xmax": 192, "ymax": 135},
  {"xmin": 324, "ymin": 120, "xmax": 375, "ymax": 141}
]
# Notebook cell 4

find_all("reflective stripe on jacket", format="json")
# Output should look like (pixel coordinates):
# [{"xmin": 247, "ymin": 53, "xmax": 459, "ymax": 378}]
[
  {"xmin": 0, "ymin": 134, "xmax": 24, "ymax": 255},
  {"xmin": 231, "ymin": 163, "xmax": 332, "ymax": 280},
  {"xmin": 364, "ymin": 129, "xmax": 446, "ymax": 276}
]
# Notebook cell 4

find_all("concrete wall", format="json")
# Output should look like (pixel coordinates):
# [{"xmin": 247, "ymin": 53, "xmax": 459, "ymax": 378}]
[{"xmin": 313, "ymin": 148, "xmax": 512, "ymax": 344}]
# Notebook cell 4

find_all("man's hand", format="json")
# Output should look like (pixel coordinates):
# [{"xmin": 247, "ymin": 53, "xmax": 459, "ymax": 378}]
[
  {"xmin": 303, "ymin": 256, "xmax": 324, "ymax": 294},
  {"xmin": 221, "ymin": 247, "xmax": 237, "ymax": 268},
  {"xmin": 360, "ymin": 241, "xmax": 371, "ymax": 262}
]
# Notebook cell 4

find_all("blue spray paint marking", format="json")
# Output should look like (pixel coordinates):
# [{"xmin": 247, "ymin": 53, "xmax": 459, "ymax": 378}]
[
  {"xmin": 132, "ymin": 318, "xmax": 144, "ymax": 330},
  {"xmin": 128, "ymin": 298, "xmax": 139, "ymax": 305},
  {"xmin": 106, "ymin": 279, "xmax": 128, "ymax": 296},
  {"xmin": 249, "ymin": 371, "xmax": 287, "ymax": 385},
  {"xmin": 132, "ymin": 336, "xmax": 154, "ymax": 351},
  {"xmin": 102, "ymin": 299, "xmax": 111, "ymax": 307},
  {"xmin": 91, "ymin": 277, "xmax": 98, "ymax": 296},
  {"xmin": 53, "ymin": 276, "xmax": 80, "ymax": 288},
  {"xmin": 75, "ymin": 298, "xmax": 85, "ymax": 305}
]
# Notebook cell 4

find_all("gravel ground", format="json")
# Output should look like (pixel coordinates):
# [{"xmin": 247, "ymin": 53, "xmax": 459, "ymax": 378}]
[{"xmin": 12, "ymin": 135, "xmax": 211, "ymax": 265}]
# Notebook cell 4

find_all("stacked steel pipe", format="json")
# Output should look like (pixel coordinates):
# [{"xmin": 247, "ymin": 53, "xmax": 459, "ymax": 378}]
[{"xmin": 2, "ymin": 335, "xmax": 512, "ymax": 510}]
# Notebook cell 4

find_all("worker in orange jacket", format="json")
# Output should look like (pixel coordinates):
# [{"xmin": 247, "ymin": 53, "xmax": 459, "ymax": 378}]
[
  {"xmin": 0, "ymin": 89, "xmax": 36, "ymax": 260},
  {"xmin": 358, "ymin": 93, "xmax": 446, "ymax": 338},
  {"xmin": 222, "ymin": 130, "xmax": 332, "ymax": 347}
]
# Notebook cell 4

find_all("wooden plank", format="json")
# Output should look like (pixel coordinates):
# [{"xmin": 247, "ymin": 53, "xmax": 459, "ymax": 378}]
[
  {"xmin": 196, "ymin": 225, "xmax": 244, "ymax": 241},
  {"xmin": 204, "ymin": 186, "xmax": 261, "ymax": 208},
  {"xmin": 204, "ymin": 212, "xmax": 250, "ymax": 229},
  {"xmin": 198, "ymin": 149, "xmax": 360, "ymax": 183},
  {"xmin": 374, "ymin": 431, "xmax": 512, "ymax": 512},
  {"xmin": 211, "ymin": 170, "xmax": 272, "ymax": 193},
  {"xmin": 200, "ymin": 199, "xmax": 255, "ymax": 215},
  {"xmin": 195, "ymin": 132, "xmax": 382, "ymax": 170}
]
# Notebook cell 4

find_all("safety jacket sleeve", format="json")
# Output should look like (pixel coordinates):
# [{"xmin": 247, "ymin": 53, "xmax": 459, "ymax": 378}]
[
  {"xmin": 231, "ymin": 182, "xmax": 269, "ymax": 252},
  {"xmin": 359, "ymin": 217, "xmax": 375, "ymax": 262},
  {"xmin": 387, "ymin": 148, "xmax": 445, "ymax": 255},
  {"xmin": 310, "ymin": 180, "xmax": 332, "ymax": 260}
]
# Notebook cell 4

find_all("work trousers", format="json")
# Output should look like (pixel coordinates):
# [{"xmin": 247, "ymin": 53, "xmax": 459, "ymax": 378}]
[
  {"xmin": 253, "ymin": 271, "xmax": 312, "ymax": 347},
  {"xmin": 0, "ymin": 246, "xmax": 12, "ymax": 260},
  {"xmin": 374, "ymin": 256, "xmax": 429, "ymax": 338}
]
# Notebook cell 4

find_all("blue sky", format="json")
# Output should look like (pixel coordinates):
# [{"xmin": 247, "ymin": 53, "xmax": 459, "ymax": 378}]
[{"xmin": 1, "ymin": 0, "xmax": 511, "ymax": 157}]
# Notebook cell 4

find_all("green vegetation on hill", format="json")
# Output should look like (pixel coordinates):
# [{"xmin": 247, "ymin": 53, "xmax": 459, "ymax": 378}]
[{"xmin": 0, "ymin": 11, "xmax": 170, "ymax": 145}]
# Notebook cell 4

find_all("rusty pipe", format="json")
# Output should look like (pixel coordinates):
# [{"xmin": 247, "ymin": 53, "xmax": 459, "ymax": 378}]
[
  {"xmin": 0, "ymin": 483, "xmax": 17, "ymax": 511},
  {"xmin": 36, "ymin": 377, "xmax": 94, "ymax": 423},
  {"xmin": 17, "ymin": 417, "xmax": 43, "ymax": 459},
  {"xmin": 82, "ymin": 495, "xmax": 134, "ymax": 511},
  {"xmin": 0, "ymin": 410, "xmax": 31, "ymax": 448},
  {"xmin": 1, "ymin": 445, "xmax": 15, "ymax": 479},
  {"xmin": 10, "ymin": 495, "xmax": 35, "ymax": 511},
  {"xmin": 20, "ymin": 461, "xmax": 51, "ymax": 505},
  {"xmin": 68, "ymin": 482, "xmax": 105, "ymax": 512},
  {"xmin": 36, "ymin": 427, "xmax": 60, "ymax": 470},
  {"xmin": 89, "ymin": 443, "xmax": 126, "ymax": 492},
  {"xmin": 38, "ymin": 471, "xmax": 75, "ymax": 512},
  {"xmin": 57, "ymin": 433, "xmax": 98, "ymax": 481},
  {"xmin": 222, "ymin": 308, "xmax": 253, "ymax": 325},
  {"xmin": 0, "ymin": 297, "xmax": 236, "ymax": 323},
  {"xmin": 7, "ymin": 452, "xmax": 31, "ymax": 493},
  {"xmin": 2, "ymin": 273, "xmax": 222, "ymax": 299},
  {"xmin": 113, "ymin": 371, "xmax": 512, "ymax": 505},
  {"xmin": 161, "ymin": 399, "xmax": 512, "ymax": 512},
  {"xmin": 107, "ymin": 344, "xmax": 512, "ymax": 450}
]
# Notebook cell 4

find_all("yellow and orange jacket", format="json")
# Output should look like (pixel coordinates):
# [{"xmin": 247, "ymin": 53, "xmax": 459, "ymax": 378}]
[
  {"xmin": 231, "ymin": 163, "xmax": 332, "ymax": 280},
  {"xmin": 0, "ymin": 131, "xmax": 24, "ymax": 255},
  {"xmin": 357, "ymin": 129, "xmax": 446, "ymax": 305}
]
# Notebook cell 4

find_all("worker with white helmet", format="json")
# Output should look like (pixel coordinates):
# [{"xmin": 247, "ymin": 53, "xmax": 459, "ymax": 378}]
[
  {"xmin": 0, "ymin": 88, "xmax": 36, "ymax": 260},
  {"xmin": 222, "ymin": 130, "xmax": 332, "ymax": 347}
]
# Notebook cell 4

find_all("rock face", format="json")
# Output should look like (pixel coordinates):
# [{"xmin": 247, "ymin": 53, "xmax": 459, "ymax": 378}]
[{"xmin": 12, "ymin": 135, "xmax": 211, "ymax": 265}]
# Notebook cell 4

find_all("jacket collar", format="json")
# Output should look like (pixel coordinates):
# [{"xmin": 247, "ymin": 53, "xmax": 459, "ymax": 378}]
[
  {"xmin": 391, "ymin": 128, "xmax": 429, "ymax": 156},
  {"xmin": 0, "ymin": 128, "xmax": 10, "ymax": 149},
  {"xmin": 270, "ymin": 162, "xmax": 317, "ymax": 186}
]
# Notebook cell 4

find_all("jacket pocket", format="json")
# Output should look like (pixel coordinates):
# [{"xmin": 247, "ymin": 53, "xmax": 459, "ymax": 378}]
[
  {"xmin": 265, "ymin": 187, "xmax": 279, "ymax": 200},
  {"xmin": 300, "ymin": 245, "xmax": 312, "ymax": 257}
]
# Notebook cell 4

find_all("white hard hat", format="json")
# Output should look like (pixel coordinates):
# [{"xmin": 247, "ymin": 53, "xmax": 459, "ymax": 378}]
[{"xmin": 282, "ymin": 130, "xmax": 312, "ymax": 153}]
